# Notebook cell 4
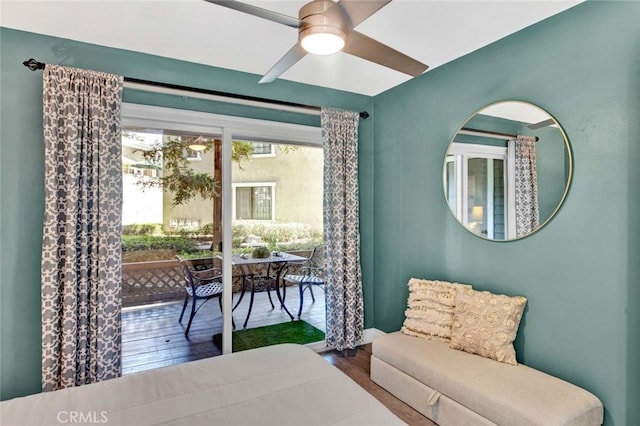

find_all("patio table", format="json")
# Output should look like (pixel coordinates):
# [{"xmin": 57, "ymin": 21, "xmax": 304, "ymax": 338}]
[{"xmin": 229, "ymin": 252, "xmax": 307, "ymax": 328}]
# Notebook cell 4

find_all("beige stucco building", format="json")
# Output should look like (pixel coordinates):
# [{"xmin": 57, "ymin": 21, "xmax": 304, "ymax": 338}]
[{"xmin": 163, "ymin": 141, "xmax": 324, "ymax": 234}]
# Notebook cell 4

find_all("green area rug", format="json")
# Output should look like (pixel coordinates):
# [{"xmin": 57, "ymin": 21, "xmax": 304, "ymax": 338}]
[{"xmin": 213, "ymin": 320, "xmax": 325, "ymax": 352}]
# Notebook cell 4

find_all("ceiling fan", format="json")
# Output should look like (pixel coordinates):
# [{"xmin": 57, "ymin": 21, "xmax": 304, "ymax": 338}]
[{"xmin": 205, "ymin": 0, "xmax": 429, "ymax": 83}]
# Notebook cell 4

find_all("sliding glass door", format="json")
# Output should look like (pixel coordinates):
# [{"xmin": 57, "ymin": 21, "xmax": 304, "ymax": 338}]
[
  {"xmin": 120, "ymin": 104, "xmax": 323, "ymax": 370},
  {"xmin": 120, "ymin": 126, "xmax": 227, "ymax": 374},
  {"xmin": 445, "ymin": 143, "xmax": 511, "ymax": 240}
]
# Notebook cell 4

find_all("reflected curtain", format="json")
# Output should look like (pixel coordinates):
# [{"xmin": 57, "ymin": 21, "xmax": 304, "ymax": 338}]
[
  {"xmin": 514, "ymin": 135, "xmax": 539, "ymax": 237},
  {"xmin": 321, "ymin": 107, "xmax": 363, "ymax": 351},
  {"xmin": 235, "ymin": 187, "xmax": 252, "ymax": 219},
  {"xmin": 41, "ymin": 65, "xmax": 124, "ymax": 391}
]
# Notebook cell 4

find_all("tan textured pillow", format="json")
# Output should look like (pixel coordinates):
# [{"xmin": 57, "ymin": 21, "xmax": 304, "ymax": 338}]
[
  {"xmin": 401, "ymin": 278, "xmax": 472, "ymax": 342},
  {"xmin": 449, "ymin": 288, "xmax": 527, "ymax": 365}
]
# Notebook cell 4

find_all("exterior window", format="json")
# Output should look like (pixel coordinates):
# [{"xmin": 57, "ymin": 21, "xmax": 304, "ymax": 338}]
[
  {"xmin": 250, "ymin": 142, "xmax": 275, "ymax": 157},
  {"xmin": 234, "ymin": 183, "xmax": 275, "ymax": 220},
  {"xmin": 183, "ymin": 147, "xmax": 202, "ymax": 160}
]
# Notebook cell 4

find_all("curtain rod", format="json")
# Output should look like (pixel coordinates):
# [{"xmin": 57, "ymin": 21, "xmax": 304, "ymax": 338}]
[
  {"xmin": 22, "ymin": 58, "xmax": 370, "ymax": 119},
  {"xmin": 459, "ymin": 127, "xmax": 539, "ymax": 142}
]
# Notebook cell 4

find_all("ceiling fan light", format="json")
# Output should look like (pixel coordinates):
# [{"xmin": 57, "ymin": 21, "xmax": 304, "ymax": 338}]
[{"xmin": 300, "ymin": 24, "xmax": 346, "ymax": 56}]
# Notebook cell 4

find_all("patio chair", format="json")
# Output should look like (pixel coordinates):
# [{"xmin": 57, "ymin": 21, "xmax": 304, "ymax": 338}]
[
  {"xmin": 177, "ymin": 256, "xmax": 224, "ymax": 337},
  {"xmin": 237, "ymin": 262, "xmax": 288, "ymax": 328},
  {"xmin": 283, "ymin": 246, "xmax": 325, "ymax": 319}
]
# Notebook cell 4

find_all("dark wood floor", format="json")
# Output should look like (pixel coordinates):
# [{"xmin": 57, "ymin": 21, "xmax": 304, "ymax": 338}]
[
  {"xmin": 122, "ymin": 287, "xmax": 326, "ymax": 375},
  {"xmin": 321, "ymin": 344, "xmax": 436, "ymax": 426}
]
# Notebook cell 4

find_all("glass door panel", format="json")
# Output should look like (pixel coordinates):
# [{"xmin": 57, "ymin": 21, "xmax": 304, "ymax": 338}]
[
  {"xmin": 492, "ymin": 159, "xmax": 506, "ymax": 240},
  {"xmin": 467, "ymin": 157, "xmax": 488, "ymax": 238},
  {"xmin": 466, "ymin": 157, "xmax": 505, "ymax": 239},
  {"xmin": 121, "ymin": 127, "xmax": 230, "ymax": 373},
  {"xmin": 229, "ymin": 139, "xmax": 325, "ymax": 351}
]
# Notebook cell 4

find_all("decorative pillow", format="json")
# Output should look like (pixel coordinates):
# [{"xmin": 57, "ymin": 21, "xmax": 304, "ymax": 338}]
[
  {"xmin": 449, "ymin": 288, "xmax": 527, "ymax": 365},
  {"xmin": 401, "ymin": 278, "xmax": 472, "ymax": 342}
]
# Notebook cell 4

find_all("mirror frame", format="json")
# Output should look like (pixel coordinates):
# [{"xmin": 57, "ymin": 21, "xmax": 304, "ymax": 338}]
[{"xmin": 443, "ymin": 100, "xmax": 573, "ymax": 242}]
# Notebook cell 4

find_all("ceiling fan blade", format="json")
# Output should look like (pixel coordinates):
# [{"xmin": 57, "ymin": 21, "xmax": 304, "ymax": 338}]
[
  {"xmin": 528, "ymin": 118, "xmax": 555, "ymax": 129},
  {"xmin": 342, "ymin": 30, "xmax": 428, "ymax": 77},
  {"xmin": 336, "ymin": 0, "xmax": 391, "ymax": 28},
  {"xmin": 204, "ymin": 0, "xmax": 302, "ymax": 28},
  {"xmin": 259, "ymin": 43, "xmax": 308, "ymax": 83}
]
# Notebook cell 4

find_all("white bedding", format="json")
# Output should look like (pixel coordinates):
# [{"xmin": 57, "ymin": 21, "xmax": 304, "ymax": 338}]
[{"xmin": 1, "ymin": 344, "xmax": 406, "ymax": 425}]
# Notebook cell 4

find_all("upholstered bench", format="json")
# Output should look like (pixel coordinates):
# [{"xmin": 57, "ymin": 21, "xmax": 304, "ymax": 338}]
[{"xmin": 371, "ymin": 332, "xmax": 604, "ymax": 426}]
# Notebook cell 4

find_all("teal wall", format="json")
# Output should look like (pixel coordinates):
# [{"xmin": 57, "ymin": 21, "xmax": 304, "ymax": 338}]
[
  {"xmin": 2, "ymin": 2, "xmax": 640, "ymax": 425},
  {"xmin": 0, "ymin": 28, "xmax": 373, "ymax": 400},
  {"xmin": 372, "ymin": 2, "xmax": 639, "ymax": 425}
]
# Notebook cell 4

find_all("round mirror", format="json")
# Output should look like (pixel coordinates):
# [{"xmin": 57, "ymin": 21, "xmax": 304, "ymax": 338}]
[{"xmin": 443, "ymin": 101, "xmax": 572, "ymax": 241}]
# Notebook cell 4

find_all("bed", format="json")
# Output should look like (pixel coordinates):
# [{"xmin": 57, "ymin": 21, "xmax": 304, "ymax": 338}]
[{"xmin": 1, "ymin": 344, "xmax": 406, "ymax": 425}]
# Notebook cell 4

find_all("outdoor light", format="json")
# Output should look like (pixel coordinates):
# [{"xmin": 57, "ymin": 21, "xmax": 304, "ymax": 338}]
[
  {"xmin": 472, "ymin": 206, "xmax": 484, "ymax": 222},
  {"xmin": 188, "ymin": 137, "xmax": 208, "ymax": 151}
]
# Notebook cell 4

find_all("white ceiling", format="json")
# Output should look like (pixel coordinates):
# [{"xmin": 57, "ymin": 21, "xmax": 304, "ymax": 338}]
[
  {"xmin": 481, "ymin": 102, "xmax": 550, "ymax": 124},
  {"xmin": 1, "ymin": 0, "xmax": 582, "ymax": 96}
]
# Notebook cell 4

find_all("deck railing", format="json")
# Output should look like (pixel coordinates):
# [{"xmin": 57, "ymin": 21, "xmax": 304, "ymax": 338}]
[
  {"xmin": 121, "ymin": 250, "xmax": 313, "ymax": 308},
  {"xmin": 122, "ymin": 259, "xmax": 183, "ymax": 307}
]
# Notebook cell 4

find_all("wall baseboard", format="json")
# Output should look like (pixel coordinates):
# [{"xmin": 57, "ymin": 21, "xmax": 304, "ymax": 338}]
[{"xmin": 305, "ymin": 327, "xmax": 387, "ymax": 352}]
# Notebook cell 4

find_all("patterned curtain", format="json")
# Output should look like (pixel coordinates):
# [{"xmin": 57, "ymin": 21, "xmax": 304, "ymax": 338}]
[
  {"xmin": 41, "ymin": 65, "xmax": 124, "ymax": 391},
  {"xmin": 514, "ymin": 135, "xmax": 540, "ymax": 237},
  {"xmin": 321, "ymin": 107, "xmax": 364, "ymax": 351}
]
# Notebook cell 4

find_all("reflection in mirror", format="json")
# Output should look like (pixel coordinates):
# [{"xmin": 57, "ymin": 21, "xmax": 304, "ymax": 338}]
[{"xmin": 443, "ymin": 101, "xmax": 572, "ymax": 241}]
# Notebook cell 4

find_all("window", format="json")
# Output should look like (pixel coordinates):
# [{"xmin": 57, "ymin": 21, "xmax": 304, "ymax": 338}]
[
  {"xmin": 183, "ymin": 147, "xmax": 202, "ymax": 160},
  {"xmin": 233, "ymin": 183, "xmax": 276, "ymax": 220},
  {"xmin": 250, "ymin": 142, "xmax": 275, "ymax": 157}
]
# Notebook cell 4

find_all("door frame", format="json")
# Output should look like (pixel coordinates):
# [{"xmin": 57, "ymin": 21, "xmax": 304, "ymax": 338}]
[{"xmin": 445, "ymin": 142, "xmax": 513, "ymax": 239}]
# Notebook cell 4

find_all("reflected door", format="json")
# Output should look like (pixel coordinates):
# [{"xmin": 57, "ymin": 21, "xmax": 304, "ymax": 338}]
[{"xmin": 445, "ymin": 143, "xmax": 511, "ymax": 240}]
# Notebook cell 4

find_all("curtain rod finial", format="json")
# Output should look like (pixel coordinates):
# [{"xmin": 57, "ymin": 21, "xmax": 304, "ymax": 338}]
[{"xmin": 23, "ymin": 58, "xmax": 45, "ymax": 71}]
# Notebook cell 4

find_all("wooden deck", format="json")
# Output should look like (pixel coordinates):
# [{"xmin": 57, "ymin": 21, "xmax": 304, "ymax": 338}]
[{"xmin": 122, "ymin": 286, "xmax": 326, "ymax": 375}]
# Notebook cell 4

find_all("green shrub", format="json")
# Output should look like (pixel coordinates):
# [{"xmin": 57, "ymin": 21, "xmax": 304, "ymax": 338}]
[
  {"xmin": 231, "ymin": 221, "xmax": 321, "ymax": 248},
  {"xmin": 176, "ymin": 228, "xmax": 196, "ymax": 238},
  {"xmin": 273, "ymin": 237, "xmax": 323, "ymax": 252},
  {"xmin": 121, "ymin": 222, "xmax": 322, "ymax": 262},
  {"xmin": 232, "ymin": 222, "xmax": 249, "ymax": 247},
  {"xmin": 122, "ymin": 249, "xmax": 176, "ymax": 263},
  {"xmin": 122, "ymin": 223, "xmax": 162, "ymax": 236},
  {"xmin": 198, "ymin": 223, "xmax": 214, "ymax": 236},
  {"xmin": 122, "ymin": 235, "xmax": 200, "ymax": 254}
]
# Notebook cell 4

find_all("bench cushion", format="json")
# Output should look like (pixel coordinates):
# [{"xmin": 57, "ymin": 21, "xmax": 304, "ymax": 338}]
[{"xmin": 373, "ymin": 332, "xmax": 603, "ymax": 426}]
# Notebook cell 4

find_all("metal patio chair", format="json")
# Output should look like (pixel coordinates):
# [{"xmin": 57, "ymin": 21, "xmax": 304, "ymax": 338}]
[
  {"xmin": 177, "ymin": 256, "xmax": 224, "ymax": 337},
  {"xmin": 282, "ymin": 246, "xmax": 326, "ymax": 319}
]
